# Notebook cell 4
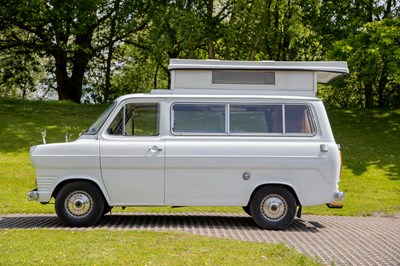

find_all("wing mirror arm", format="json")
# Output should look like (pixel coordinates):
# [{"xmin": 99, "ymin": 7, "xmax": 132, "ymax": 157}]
[{"xmin": 41, "ymin": 129, "xmax": 47, "ymax": 144}]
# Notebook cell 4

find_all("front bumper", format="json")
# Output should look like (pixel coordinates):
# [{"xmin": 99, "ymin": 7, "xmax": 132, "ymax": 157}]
[{"xmin": 28, "ymin": 189, "xmax": 39, "ymax": 201}]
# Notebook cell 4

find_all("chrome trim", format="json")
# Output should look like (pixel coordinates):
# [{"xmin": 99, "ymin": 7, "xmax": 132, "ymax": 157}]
[
  {"xmin": 261, "ymin": 194, "xmax": 287, "ymax": 221},
  {"xmin": 28, "ymin": 189, "xmax": 39, "ymax": 201},
  {"xmin": 334, "ymin": 191, "xmax": 344, "ymax": 201},
  {"xmin": 65, "ymin": 191, "xmax": 93, "ymax": 217}
]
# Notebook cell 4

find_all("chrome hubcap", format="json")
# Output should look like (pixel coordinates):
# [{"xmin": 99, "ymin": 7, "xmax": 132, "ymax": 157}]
[
  {"xmin": 261, "ymin": 195, "xmax": 287, "ymax": 221},
  {"xmin": 66, "ymin": 191, "xmax": 92, "ymax": 217}
]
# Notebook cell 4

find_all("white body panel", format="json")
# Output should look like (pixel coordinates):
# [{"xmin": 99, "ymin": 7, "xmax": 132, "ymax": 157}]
[
  {"xmin": 99, "ymin": 135, "xmax": 165, "ymax": 205},
  {"xmin": 30, "ymin": 139, "xmax": 107, "ymax": 203},
  {"xmin": 172, "ymin": 70, "xmax": 317, "ymax": 97},
  {"xmin": 165, "ymin": 137, "xmax": 242, "ymax": 205}
]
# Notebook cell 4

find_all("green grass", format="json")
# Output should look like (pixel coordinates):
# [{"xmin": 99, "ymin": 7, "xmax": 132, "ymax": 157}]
[
  {"xmin": 305, "ymin": 108, "xmax": 400, "ymax": 216},
  {"xmin": 0, "ymin": 229, "xmax": 320, "ymax": 265},
  {"xmin": 0, "ymin": 100, "xmax": 399, "ymax": 216}
]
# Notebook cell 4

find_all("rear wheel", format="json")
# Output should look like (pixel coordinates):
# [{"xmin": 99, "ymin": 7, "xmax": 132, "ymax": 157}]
[
  {"xmin": 55, "ymin": 181, "xmax": 104, "ymax": 227},
  {"xmin": 250, "ymin": 186, "xmax": 296, "ymax": 230},
  {"xmin": 103, "ymin": 204, "xmax": 112, "ymax": 215}
]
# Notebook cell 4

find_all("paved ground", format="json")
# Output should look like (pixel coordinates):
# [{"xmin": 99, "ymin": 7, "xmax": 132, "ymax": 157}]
[{"xmin": 1, "ymin": 212, "xmax": 399, "ymax": 265}]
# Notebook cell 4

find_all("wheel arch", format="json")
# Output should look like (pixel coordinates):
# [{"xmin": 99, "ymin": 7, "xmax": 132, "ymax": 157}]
[
  {"xmin": 52, "ymin": 177, "xmax": 111, "ymax": 206},
  {"xmin": 248, "ymin": 183, "xmax": 301, "ymax": 207}
]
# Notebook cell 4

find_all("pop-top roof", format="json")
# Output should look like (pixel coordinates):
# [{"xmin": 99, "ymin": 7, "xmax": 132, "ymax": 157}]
[
  {"xmin": 152, "ymin": 59, "xmax": 348, "ymax": 97},
  {"xmin": 168, "ymin": 59, "xmax": 348, "ymax": 84}
]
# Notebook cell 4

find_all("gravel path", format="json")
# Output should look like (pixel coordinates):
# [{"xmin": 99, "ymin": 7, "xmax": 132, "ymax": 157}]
[{"xmin": 1, "ymin": 212, "xmax": 399, "ymax": 265}]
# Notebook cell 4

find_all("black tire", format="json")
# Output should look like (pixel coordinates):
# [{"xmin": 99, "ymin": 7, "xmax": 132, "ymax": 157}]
[
  {"xmin": 55, "ymin": 181, "xmax": 104, "ymax": 227},
  {"xmin": 102, "ymin": 204, "xmax": 112, "ymax": 215},
  {"xmin": 249, "ymin": 186, "xmax": 297, "ymax": 230},
  {"xmin": 242, "ymin": 205, "xmax": 251, "ymax": 216}
]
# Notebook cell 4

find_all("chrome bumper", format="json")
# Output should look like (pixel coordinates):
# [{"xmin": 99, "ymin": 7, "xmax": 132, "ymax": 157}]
[
  {"xmin": 28, "ymin": 189, "xmax": 39, "ymax": 201},
  {"xmin": 334, "ymin": 191, "xmax": 345, "ymax": 201},
  {"xmin": 327, "ymin": 191, "xmax": 345, "ymax": 209}
]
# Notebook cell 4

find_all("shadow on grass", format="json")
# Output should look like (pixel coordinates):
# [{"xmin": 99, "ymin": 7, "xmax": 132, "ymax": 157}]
[{"xmin": 328, "ymin": 108, "xmax": 400, "ymax": 180}]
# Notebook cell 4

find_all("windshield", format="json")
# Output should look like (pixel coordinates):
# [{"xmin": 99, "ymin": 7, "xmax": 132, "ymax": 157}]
[{"xmin": 84, "ymin": 102, "xmax": 116, "ymax": 135}]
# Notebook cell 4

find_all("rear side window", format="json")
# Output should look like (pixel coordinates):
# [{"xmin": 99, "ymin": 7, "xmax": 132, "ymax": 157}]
[
  {"xmin": 230, "ymin": 105, "xmax": 282, "ymax": 133},
  {"xmin": 285, "ymin": 105, "xmax": 315, "ymax": 134},
  {"xmin": 171, "ymin": 103, "xmax": 315, "ymax": 136}
]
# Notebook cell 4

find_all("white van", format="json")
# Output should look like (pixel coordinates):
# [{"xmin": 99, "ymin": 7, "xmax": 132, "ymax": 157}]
[{"xmin": 28, "ymin": 59, "xmax": 346, "ymax": 229}]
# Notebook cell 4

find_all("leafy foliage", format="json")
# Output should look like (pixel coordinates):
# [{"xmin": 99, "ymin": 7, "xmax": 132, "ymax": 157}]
[
  {"xmin": 0, "ymin": 0, "xmax": 399, "ymax": 107},
  {"xmin": 321, "ymin": 17, "xmax": 400, "ymax": 108}
]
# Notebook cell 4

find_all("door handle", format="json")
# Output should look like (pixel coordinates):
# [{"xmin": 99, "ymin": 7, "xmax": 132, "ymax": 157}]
[{"xmin": 149, "ymin": 146, "xmax": 163, "ymax": 152}]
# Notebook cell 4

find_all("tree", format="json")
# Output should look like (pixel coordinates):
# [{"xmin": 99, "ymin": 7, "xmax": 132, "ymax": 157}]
[
  {"xmin": 0, "ymin": 0, "xmax": 146, "ymax": 103},
  {"xmin": 321, "ymin": 17, "xmax": 400, "ymax": 108}
]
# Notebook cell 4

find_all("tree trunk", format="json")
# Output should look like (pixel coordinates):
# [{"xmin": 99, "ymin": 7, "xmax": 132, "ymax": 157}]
[
  {"xmin": 206, "ymin": 0, "xmax": 215, "ymax": 59},
  {"xmin": 378, "ymin": 59, "xmax": 388, "ymax": 108},
  {"xmin": 70, "ymin": 34, "xmax": 92, "ymax": 103},
  {"xmin": 104, "ymin": 0, "xmax": 120, "ymax": 103},
  {"xmin": 54, "ymin": 49, "xmax": 73, "ymax": 101},
  {"xmin": 249, "ymin": 1, "xmax": 271, "ymax": 60},
  {"xmin": 282, "ymin": 0, "xmax": 292, "ymax": 60},
  {"xmin": 384, "ymin": 0, "xmax": 393, "ymax": 18},
  {"xmin": 153, "ymin": 64, "xmax": 159, "ymax": 89},
  {"xmin": 396, "ymin": 84, "xmax": 400, "ymax": 108},
  {"xmin": 364, "ymin": 82, "xmax": 374, "ymax": 108},
  {"xmin": 53, "ymin": 33, "xmax": 91, "ymax": 103},
  {"xmin": 273, "ymin": 6, "xmax": 280, "ymax": 60}
]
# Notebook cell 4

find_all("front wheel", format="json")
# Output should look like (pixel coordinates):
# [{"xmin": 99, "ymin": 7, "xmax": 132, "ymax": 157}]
[
  {"xmin": 55, "ymin": 181, "xmax": 104, "ymax": 227},
  {"xmin": 250, "ymin": 186, "xmax": 297, "ymax": 230},
  {"xmin": 242, "ymin": 205, "xmax": 251, "ymax": 216}
]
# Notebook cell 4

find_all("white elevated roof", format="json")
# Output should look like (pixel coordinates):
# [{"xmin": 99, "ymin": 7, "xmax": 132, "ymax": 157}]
[
  {"xmin": 153, "ymin": 59, "xmax": 348, "ymax": 97},
  {"xmin": 168, "ymin": 59, "xmax": 348, "ymax": 84}
]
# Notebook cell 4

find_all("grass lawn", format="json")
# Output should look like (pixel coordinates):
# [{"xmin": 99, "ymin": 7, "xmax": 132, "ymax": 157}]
[
  {"xmin": 0, "ymin": 229, "xmax": 320, "ymax": 265},
  {"xmin": 305, "ymin": 108, "xmax": 400, "ymax": 216},
  {"xmin": 0, "ymin": 100, "xmax": 399, "ymax": 215}
]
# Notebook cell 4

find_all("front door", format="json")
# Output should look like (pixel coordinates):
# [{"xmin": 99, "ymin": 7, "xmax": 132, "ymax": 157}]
[{"xmin": 100, "ymin": 101, "xmax": 165, "ymax": 205}]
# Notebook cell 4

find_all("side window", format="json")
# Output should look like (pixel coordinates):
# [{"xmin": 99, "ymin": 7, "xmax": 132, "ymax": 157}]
[
  {"xmin": 170, "ymin": 103, "xmax": 315, "ymax": 136},
  {"xmin": 172, "ymin": 104, "xmax": 226, "ymax": 133},
  {"xmin": 107, "ymin": 103, "xmax": 159, "ymax": 136},
  {"xmin": 230, "ymin": 105, "xmax": 283, "ymax": 133},
  {"xmin": 285, "ymin": 105, "xmax": 315, "ymax": 134}
]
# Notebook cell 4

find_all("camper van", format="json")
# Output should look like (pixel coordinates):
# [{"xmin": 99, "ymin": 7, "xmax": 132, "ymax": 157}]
[{"xmin": 28, "ymin": 59, "xmax": 347, "ymax": 229}]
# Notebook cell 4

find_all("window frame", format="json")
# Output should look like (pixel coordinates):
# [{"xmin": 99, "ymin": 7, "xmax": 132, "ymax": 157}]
[
  {"xmin": 105, "ymin": 102, "xmax": 161, "ymax": 137},
  {"xmin": 171, "ymin": 103, "xmax": 228, "ymax": 136},
  {"xmin": 228, "ymin": 104, "xmax": 284, "ymax": 136},
  {"xmin": 170, "ymin": 102, "xmax": 317, "ymax": 137},
  {"xmin": 283, "ymin": 104, "xmax": 317, "ymax": 136}
]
